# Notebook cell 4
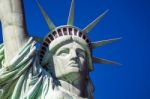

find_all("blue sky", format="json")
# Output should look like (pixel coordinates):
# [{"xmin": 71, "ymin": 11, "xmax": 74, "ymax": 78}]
[{"xmin": 1, "ymin": 0, "xmax": 150, "ymax": 99}]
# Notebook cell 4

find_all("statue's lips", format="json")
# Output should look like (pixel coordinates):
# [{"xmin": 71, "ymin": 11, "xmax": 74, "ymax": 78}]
[
  {"xmin": 69, "ymin": 64, "xmax": 78, "ymax": 67},
  {"xmin": 67, "ymin": 62, "xmax": 79, "ymax": 67}
]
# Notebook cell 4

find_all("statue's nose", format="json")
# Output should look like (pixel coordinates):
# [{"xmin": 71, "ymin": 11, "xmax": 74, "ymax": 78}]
[{"xmin": 70, "ymin": 50, "xmax": 78, "ymax": 59}]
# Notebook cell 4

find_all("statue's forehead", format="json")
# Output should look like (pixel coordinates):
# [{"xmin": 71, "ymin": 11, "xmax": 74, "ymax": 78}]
[{"xmin": 49, "ymin": 35, "xmax": 88, "ymax": 53}]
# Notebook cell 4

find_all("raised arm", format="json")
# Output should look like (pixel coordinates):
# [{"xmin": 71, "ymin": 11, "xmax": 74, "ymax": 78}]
[{"xmin": 0, "ymin": 0, "xmax": 29, "ymax": 66}]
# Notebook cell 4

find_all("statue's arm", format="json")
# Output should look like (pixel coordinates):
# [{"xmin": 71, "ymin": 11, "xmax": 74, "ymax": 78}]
[{"xmin": 0, "ymin": 0, "xmax": 29, "ymax": 66}]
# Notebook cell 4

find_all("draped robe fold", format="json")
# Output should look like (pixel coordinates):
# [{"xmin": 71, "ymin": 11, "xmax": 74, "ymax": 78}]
[{"xmin": 0, "ymin": 38, "xmax": 88, "ymax": 99}]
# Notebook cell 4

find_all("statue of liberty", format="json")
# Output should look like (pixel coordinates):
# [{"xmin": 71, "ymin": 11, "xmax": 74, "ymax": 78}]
[{"xmin": 0, "ymin": 0, "xmax": 120, "ymax": 99}]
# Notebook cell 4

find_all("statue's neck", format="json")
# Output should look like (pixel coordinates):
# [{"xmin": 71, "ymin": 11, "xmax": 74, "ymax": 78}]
[{"xmin": 58, "ymin": 77, "xmax": 87, "ymax": 97}]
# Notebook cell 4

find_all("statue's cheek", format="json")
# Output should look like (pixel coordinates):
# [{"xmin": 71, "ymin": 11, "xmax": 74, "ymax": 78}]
[
  {"xmin": 78, "ymin": 57, "xmax": 87, "ymax": 71},
  {"xmin": 54, "ymin": 57, "xmax": 67, "ymax": 71}
]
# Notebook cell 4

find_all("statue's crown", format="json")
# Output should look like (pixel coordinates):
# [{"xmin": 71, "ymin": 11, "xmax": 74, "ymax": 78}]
[{"xmin": 37, "ymin": 0, "xmax": 121, "ymax": 68}]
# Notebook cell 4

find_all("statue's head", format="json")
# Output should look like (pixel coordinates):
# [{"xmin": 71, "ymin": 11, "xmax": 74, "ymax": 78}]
[{"xmin": 40, "ymin": 26, "xmax": 93, "ymax": 80}]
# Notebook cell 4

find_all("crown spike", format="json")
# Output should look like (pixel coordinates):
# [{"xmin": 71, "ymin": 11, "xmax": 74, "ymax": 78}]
[
  {"xmin": 67, "ymin": 0, "xmax": 75, "ymax": 25},
  {"xmin": 91, "ymin": 37, "xmax": 121, "ymax": 49},
  {"xmin": 82, "ymin": 9, "xmax": 109, "ymax": 34},
  {"xmin": 92, "ymin": 57, "xmax": 121, "ymax": 65},
  {"xmin": 37, "ymin": 1, "xmax": 56, "ymax": 30}
]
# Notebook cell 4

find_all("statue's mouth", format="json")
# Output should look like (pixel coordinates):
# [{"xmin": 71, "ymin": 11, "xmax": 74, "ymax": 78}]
[
  {"xmin": 67, "ymin": 62, "xmax": 79, "ymax": 67},
  {"xmin": 69, "ymin": 64, "xmax": 78, "ymax": 67}
]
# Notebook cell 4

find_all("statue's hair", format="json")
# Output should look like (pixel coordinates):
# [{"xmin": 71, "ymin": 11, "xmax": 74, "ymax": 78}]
[{"xmin": 87, "ymin": 78, "xmax": 94, "ymax": 99}]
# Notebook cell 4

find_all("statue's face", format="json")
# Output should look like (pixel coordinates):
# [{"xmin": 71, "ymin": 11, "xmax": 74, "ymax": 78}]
[{"xmin": 52, "ymin": 41, "xmax": 87, "ymax": 80}]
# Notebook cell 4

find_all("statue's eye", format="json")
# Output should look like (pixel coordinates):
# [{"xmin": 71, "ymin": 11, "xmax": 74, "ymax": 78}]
[
  {"xmin": 77, "ymin": 50, "xmax": 86, "ymax": 58},
  {"xmin": 58, "ymin": 49, "xmax": 69, "ymax": 56}
]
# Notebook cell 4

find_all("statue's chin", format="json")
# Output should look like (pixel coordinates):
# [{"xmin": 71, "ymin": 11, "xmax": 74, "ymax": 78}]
[{"xmin": 57, "ymin": 68, "xmax": 82, "ymax": 82}]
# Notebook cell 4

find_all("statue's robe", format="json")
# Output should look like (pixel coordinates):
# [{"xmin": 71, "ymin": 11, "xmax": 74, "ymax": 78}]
[{"xmin": 0, "ymin": 38, "xmax": 88, "ymax": 99}]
